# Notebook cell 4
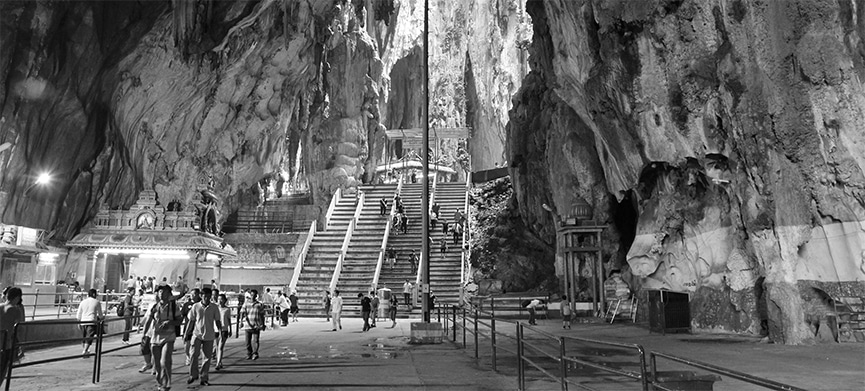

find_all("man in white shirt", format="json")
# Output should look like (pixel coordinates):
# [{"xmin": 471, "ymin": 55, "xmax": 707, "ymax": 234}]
[
  {"xmin": 526, "ymin": 299, "xmax": 542, "ymax": 325},
  {"xmin": 330, "ymin": 290, "xmax": 343, "ymax": 331},
  {"xmin": 126, "ymin": 275, "xmax": 136, "ymax": 291},
  {"xmin": 76, "ymin": 289, "xmax": 103, "ymax": 356},
  {"xmin": 403, "ymin": 279, "xmax": 413, "ymax": 307},
  {"xmin": 185, "ymin": 287, "xmax": 221, "ymax": 386}
]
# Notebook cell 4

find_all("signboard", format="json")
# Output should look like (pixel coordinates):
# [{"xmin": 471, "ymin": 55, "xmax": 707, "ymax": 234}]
[
  {"xmin": 16, "ymin": 227, "xmax": 39, "ymax": 247},
  {"xmin": 421, "ymin": 283, "xmax": 430, "ymax": 294}
]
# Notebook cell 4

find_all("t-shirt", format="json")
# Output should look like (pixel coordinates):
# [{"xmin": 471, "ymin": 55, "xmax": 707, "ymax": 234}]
[
  {"xmin": 77, "ymin": 297, "xmax": 103, "ymax": 322},
  {"xmin": 560, "ymin": 301, "xmax": 572, "ymax": 316},
  {"xmin": 150, "ymin": 300, "xmax": 181, "ymax": 345},
  {"xmin": 187, "ymin": 301, "xmax": 221, "ymax": 341},
  {"xmin": 360, "ymin": 296, "xmax": 372, "ymax": 312},
  {"xmin": 403, "ymin": 282, "xmax": 412, "ymax": 293},
  {"xmin": 331, "ymin": 296, "xmax": 343, "ymax": 313},
  {"xmin": 241, "ymin": 301, "xmax": 264, "ymax": 330},
  {"xmin": 218, "ymin": 305, "xmax": 232, "ymax": 332},
  {"xmin": 371, "ymin": 296, "xmax": 379, "ymax": 309},
  {"xmin": 0, "ymin": 304, "xmax": 24, "ymax": 346},
  {"xmin": 526, "ymin": 299, "xmax": 541, "ymax": 309},
  {"xmin": 288, "ymin": 294, "xmax": 298, "ymax": 308}
]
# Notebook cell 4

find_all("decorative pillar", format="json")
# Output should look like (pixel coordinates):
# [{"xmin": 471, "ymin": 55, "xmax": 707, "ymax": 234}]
[{"xmin": 213, "ymin": 257, "xmax": 222, "ymax": 286}]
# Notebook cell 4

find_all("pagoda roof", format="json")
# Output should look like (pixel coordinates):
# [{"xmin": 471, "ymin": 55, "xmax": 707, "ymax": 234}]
[{"xmin": 67, "ymin": 230, "xmax": 236, "ymax": 257}]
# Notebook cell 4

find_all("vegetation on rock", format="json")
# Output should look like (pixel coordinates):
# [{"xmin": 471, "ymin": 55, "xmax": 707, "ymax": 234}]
[{"xmin": 469, "ymin": 177, "xmax": 557, "ymax": 293}]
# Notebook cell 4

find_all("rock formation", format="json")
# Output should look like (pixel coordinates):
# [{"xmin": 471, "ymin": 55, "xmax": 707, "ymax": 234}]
[{"xmin": 507, "ymin": 0, "xmax": 865, "ymax": 344}]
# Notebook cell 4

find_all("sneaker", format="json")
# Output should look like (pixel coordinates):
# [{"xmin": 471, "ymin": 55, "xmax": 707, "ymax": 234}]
[
  {"xmin": 200, "ymin": 380, "xmax": 210, "ymax": 386},
  {"xmin": 122, "ymin": 340, "xmax": 130, "ymax": 345},
  {"xmin": 332, "ymin": 329, "xmax": 337, "ymax": 331},
  {"xmin": 245, "ymin": 355, "xmax": 252, "ymax": 360},
  {"xmin": 138, "ymin": 364, "xmax": 153, "ymax": 373},
  {"xmin": 187, "ymin": 377, "xmax": 198, "ymax": 384},
  {"xmin": 252, "ymin": 354, "xmax": 259, "ymax": 360}
]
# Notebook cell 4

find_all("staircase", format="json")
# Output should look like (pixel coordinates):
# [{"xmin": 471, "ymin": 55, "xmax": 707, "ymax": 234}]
[
  {"xmin": 378, "ymin": 183, "xmax": 425, "ymax": 313},
  {"xmin": 292, "ymin": 193, "xmax": 355, "ymax": 317},
  {"xmin": 428, "ymin": 182, "xmax": 467, "ymax": 306},
  {"xmin": 335, "ymin": 184, "xmax": 396, "ymax": 316}
]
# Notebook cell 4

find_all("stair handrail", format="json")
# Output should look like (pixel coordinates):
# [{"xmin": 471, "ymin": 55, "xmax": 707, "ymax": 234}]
[
  {"xmin": 289, "ymin": 220, "xmax": 316, "ymax": 291},
  {"xmin": 324, "ymin": 187, "xmax": 342, "ymax": 228},
  {"xmin": 371, "ymin": 177, "xmax": 402, "ymax": 292},
  {"xmin": 329, "ymin": 190, "xmax": 363, "ymax": 292},
  {"xmin": 462, "ymin": 172, "xmax": 472, "ymax": 286}
]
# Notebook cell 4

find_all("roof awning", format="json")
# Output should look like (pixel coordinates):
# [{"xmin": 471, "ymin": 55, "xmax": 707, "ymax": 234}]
[{"xmin": 67, "ymin": 231, "xmax": 236, "ymax": 258}]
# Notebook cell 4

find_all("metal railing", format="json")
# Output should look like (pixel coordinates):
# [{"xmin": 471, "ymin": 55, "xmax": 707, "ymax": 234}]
[
  {"xmin": 324, "ymin": 187, "xmax": 342, "ymax": 228},
  {"xmin": 371, "ymin": 175, "xmax": 402, "ymax": 291},
  {"xmin": 649, "ymin": 351, "xmax": 808, "ymax": 391},
  {"xmin": 461, "ymin": 172, "xmax": 472, "ymax": 287},
  {"xmin": 4, "ymin": 315, "xmax": 144, "ymax": 391},
  {"xmin": 441, "ymin": 303, "xmax": 808, "ymax": 391},
  {"xmin": 329, "ymin": 191, "xmax": 363, "ymax": 293},
  {"xmin": 18, "ymin": 291, "xmax": 126, "ymax": 321},
  {"xmin": 289, "ymin": 220, "xmax": 317, "ymax": 291}
]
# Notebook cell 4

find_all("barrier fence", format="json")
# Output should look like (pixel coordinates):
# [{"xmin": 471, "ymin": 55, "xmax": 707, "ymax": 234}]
[{"xmin": 441, "ymin": 303, "xmax": 808, "ymax": 391}]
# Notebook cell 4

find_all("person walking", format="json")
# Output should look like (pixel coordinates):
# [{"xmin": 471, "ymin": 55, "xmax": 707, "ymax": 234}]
[
  {"xmin": 181, "ymin": 288, "xmax": 201, "ymax": 366},
  {"xmin": 452, "ymin": 222, "xmax": 461, "ymax": 245},
  {"xmin": 560, "ymin": 295, "xmax": 572, "ymax": 330},
  {"xmin": 388, "ymin": 294, "xmax": 398, "ymax": 328},
  {"xmin": 441, "ymin": 219, "xmax": 449, "ymax": 235},
  {"xmin": 214, "ymin": 294, "xmax": 232, "ymax": 371},
  {"xmin": 174, "ymin": 275, "xmax": 188, "ymax": 297},
  {"xmin": 185, "ymin": 287, "xmax": 221, "ymax": 386},
  {"xmin": 358, "ymin": 293, "xmax": 372, "ymax": 332},
  {"xmin": 369, "ymin": 291, "xmax": 379, "ymax": 328},
  {"xmin": 143, "ymin": 285, "xmax": 182, "ymax": 391},
  {"xmin": 240, "ymin": 290, "xmax": 265, "ymax": 360},
  {"xmin": 288, "ymin": 290, "xmax": 299, "ymax": 322},
  {"xmin": 276, "ymin": 292, "xmax": 289, "ymax": 326},
  {"xmin": 137, "ymin": 302, "xmax": 154, "ymax": 375},
  {"xmin": 409, "ymin": 250, "xmax": 418, "ymax": 274},
  {"xmin": 526, "ymin": 298, "xmax": 542, "ymax": 325},
  {"xmin": 323, "ymin": 290, "xmax": 332, "ymax": 322},
  {"xmin": 0, "ymin": 287, "xmax": 24, "ymax": 388},
  {"xmin": 76, "ymin": 288, "xmax": 103, "ymax": 357},
  {"xmin": 379, "ymin": 197, "xmax": 387, "ymax": 215},
  {"xmin": 402, "ymin": 279, "xmax": 413, "ymax": 307},
  {"xmin": 120, "ymin": 287, "xmax": 136, "ymax": 344},
  {"xmin": 330, "ymin": 290, "xmax": 343, "ymax": 331},
  {"xmin": 440, "ymin": 238, "xmax": 448, "ymax": 257}
]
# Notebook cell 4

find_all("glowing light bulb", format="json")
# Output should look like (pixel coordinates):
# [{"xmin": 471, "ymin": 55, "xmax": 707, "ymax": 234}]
[{"xmin": 36, "ymin": 172, "xmax": 51, "ymax": 185}]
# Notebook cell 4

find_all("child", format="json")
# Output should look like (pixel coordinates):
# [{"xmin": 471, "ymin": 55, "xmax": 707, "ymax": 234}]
[{"xmin": 560, "ymin": 295, "xmax": 572, "ymax": 329}]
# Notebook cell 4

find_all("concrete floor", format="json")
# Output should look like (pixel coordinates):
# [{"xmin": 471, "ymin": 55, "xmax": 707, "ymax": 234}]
[{"xmin": 4, "ymin": 315, "xmax": 863, "ymax": 390}]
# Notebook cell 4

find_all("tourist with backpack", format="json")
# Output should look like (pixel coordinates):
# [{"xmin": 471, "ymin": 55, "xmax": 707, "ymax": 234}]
[{"xmin": 142, "ymin": 285, "xmax": 182, "ymax": 391}]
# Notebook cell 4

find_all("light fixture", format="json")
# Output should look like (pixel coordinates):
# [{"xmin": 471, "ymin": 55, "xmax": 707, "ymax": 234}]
[{"xmin": 36, "ymin": 172, "xmax": 51, "ymax": 185}]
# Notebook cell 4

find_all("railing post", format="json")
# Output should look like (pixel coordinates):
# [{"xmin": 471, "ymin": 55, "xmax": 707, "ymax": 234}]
[
  {"xmin": 32, "ymin": 289, "xmax": 39, "ymax": 321},
  {"xmin": 517, "ymin": 323, "xmax": 525, "ymax": 391},
  {"xmin": 559, "ymin": 337, "xmax": 568, "ymax": 391},
  {"xmin": 91, "ymin": 321, "xmax": 99, "ymax": 383},
  {"xmin": 491, "ymin": 312, "xmax": 497, "ymax": 372},
  {"xmin": 452, "ymin": 306, "xmax": 457, "ymax": 342},
  {"xmin": 473, "ymin": 308, "xmax": 478, "ymax": 358},
  {"xmin": 462, "ymin": 306, "xmax": 467, "ymax": 348},
  {"xmin": 648, "ymin": 351, "xmax": 657, "ymax": 391}
]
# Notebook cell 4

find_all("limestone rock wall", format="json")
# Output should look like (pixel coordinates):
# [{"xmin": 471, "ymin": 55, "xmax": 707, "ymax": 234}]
[
  {"xmin": 508, "ymin": 0, "xmax": 865, "ymax": 344},
  {"xmin": 0, "ymin": 0, "xmax": 383, "ymax": 236}
]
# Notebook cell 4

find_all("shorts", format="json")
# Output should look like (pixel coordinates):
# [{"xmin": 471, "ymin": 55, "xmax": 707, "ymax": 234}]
[
  {"xmin": 562, "ymin": 313, "xmax": 572, "ymax": 322},
  {"xmin": 289, "ymin": 306, "xmax": 299, "ymax": 314},
  {"xmin": 81, "ymin": 324, "xmax": 97, "ymax": 340}
]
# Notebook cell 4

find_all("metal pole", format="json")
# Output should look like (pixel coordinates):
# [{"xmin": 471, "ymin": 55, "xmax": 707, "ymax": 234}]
[
  {"xmin": 91, "ymin": 322, "xmax": 99, "ymax": 383},
  {"xmin": 491, "ymin": 311, "xmax": 497, "ymax": 372},
  {"xmin": 452, "ymin": 306, "xmax": 457, "ymax": 342},
  {"xmin": 462, "ymin": 306, "xmax": 466, "ymax": 348},
  {"xmin": 473, "ymin": 308, "xmax": 478, "ymax": 358},
  {"xmin": 560, "ymin": 337, "xmax": 568, "ymax": 391},
  {"xmin": 421, "ymin": 0, "xmax": 430, "ymax": 324},
  {"xmin": 650, "ymin": 352, "xmax": 657, "ymax": 390},
  {"xmin": 5, "ymin": 325, "xmax": 18, "ymax": 391},
  {"xmin": 32, "ymin": 289, "xmax": 39, "ymax": 321},
  {"xmin": 517, "ymin": 323, "xmax": 525, "ymax": 391},
  {"xmin": 97, "ymin": 320, "xmax": 104, "ymax": 383}
]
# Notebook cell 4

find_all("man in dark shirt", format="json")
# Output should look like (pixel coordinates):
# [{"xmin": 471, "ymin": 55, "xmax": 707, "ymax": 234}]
[{"xmin": 358, "ymin": 293, "xmax": 372, "ymax": 332}]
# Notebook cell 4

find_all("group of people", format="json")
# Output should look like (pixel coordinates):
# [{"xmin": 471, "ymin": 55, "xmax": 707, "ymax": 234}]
[{"xmin": 137, "ymin": 286, "xmax": 266, "ymax": 390}]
